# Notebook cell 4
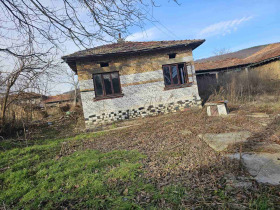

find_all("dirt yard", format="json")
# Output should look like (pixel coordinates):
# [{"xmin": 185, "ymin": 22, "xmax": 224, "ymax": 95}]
[
  {"xmin": 1, "ymin": 102, "xmax": 280, "ymax": 209},
  {"xmin": 60, "ymin": 103, "xmax": 280, "ymax": 208}
]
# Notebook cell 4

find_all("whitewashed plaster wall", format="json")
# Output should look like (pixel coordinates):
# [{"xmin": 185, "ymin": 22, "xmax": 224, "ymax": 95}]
[{"xmin": 79, "ymin": 66, "xmax": 201, "ymax": 119}]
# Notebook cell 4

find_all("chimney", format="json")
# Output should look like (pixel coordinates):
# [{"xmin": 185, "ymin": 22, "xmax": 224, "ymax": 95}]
[{"xmin": 117, "ymin": 33, "xmax": 125, "ymax": 43}]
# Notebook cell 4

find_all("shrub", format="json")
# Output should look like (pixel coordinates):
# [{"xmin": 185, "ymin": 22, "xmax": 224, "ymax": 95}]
[{"xmin": 207, "ymin": 69, "xmax": 280, "ymax": 103}]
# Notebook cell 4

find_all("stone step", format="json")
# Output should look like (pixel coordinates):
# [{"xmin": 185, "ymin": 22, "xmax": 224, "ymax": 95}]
[
  {"xmin": 228, "ymin": 153, "xmax": 280, "ymax": 185},
  {"xmin": 198, "ymin": 131, "xmax": 251, "ymax": 152}
]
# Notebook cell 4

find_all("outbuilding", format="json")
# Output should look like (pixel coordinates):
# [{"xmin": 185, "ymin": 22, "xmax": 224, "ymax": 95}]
[{"xmin": 195, "ymin": 42, "xmax": 280, "ymax": 101}]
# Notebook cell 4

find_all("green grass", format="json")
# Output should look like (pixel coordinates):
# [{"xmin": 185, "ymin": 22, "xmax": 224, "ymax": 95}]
[
  {"xmin": 0, "ymin": 134, "xmax": 153, "ymax": 209},
  {"xmin": 0, "ymin": 133, "xmax": 165, "ymax": 209},
  {"xmin": 160, "ymin": 185, "xmax": 186, "ymax": 207},
  {"xmin": 249, "ymin": 195, "xmax": 271, "ymax": 210},
  {"xmin": 0, "ymin": 130, "xmax": 278, "ymax": 209}
]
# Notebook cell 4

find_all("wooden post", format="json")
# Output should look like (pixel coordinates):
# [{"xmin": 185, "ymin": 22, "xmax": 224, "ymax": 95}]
[{"xmin": 215, "ymin": 72, "xmax": 219, "ymax": 83}]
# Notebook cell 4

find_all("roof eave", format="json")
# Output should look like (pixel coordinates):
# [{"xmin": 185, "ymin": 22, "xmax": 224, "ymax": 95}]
[
  {"xmin": 62, "ymin": 40, "xmax": 205, "ymax": 61},
  {"xmin": 195, "ymin": 54, "xmax": 280, "ymax": 73},
  {"xmin": 195, "ymin": 63, "xmax": 251, "ymax": 73}
]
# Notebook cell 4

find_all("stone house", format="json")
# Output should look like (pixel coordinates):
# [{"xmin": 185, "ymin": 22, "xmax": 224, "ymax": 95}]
[{"xmin": 62, "ymin": 39, "xmax": 205, "ymax": 127}]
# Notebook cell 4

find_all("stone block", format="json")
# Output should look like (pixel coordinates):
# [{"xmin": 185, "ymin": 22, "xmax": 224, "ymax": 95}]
[
  {"xmin": 205, "ymin": 101, "xmax": 229, "ymax": 116},
  {"xmin": 198, "ymin": 131, "xmax": 251, "ymax": 152}
]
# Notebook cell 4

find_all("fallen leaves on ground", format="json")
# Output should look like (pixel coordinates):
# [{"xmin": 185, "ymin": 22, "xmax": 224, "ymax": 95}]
[{"xmin": 60, "ymin": 108, "xmax": 280, "ymax": 208}]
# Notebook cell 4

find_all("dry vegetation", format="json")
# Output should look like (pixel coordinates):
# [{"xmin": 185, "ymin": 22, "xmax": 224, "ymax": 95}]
[
  {"xmin": 204, "ymin": 69, "xmax": 280, "ymax": 154},
  {"xmin": 208, "ymin": 69, "xmax": 280, "ymax": 103},
  {"xmin": 0, "ymin": 105, "xmax": 84, "ymax": 151}
]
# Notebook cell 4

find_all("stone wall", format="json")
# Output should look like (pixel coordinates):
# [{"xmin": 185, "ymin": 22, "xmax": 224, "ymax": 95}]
[
  {"xmin": 76, "ymin": 48, "xmax": 194, "ymax": 80},
  {"xmin": 251, "ymin": 60, "xmax": 280, "ymax": 79},
  {"xmin": 84, "ymin": 96, "xmax": 201, "ymax": 127},
  {"xmin": 77, "ymin": 47, "xmax": 202, "ymax": 128}
]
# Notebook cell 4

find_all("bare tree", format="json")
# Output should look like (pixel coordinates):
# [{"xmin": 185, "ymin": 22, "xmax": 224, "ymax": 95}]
[
  {"xmin": 58, "ymin": 66, "xmax": 79, "ymax": 107},
  {"xmin": 0, "ymin": 48, "xmax": 55, "ymax": 128},
  {"xmin": 0, "ymin": 0, "xmax": 177, "ymax": 103},
  {"xmin": 0, "ymin": 0, "xmax": 167, "ymax": 56},
  {"xmin": 0, "ymin": 0, "xmax": 178, "ymax": 133},
  {"xmin": 212, "ymin": 47, "xmax": 232, "ymax": 56}
]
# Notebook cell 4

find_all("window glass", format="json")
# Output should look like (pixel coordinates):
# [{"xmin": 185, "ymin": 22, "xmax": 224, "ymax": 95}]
[
  {"xmin": 162, "ymin": 63, "xmax": 190, "ymax": 88},
  {"xmin": 163, "ymin": 66, "xmax": 171, "ymax": 85},
  {"xmin": 171, "ymin": 65, "xmax": 178, "ymax": 84},
  {"xmin": 94, "ymin": 75, "xmax": 103, "ymax": 96},
  {"xmin": 103, "ymin": 74, "xmax": 113, "ymax": 95},
  {"xmin": 112, "ymin": 72, "xmax": 121, "ymax": 94},
  {"xmin": 178, "ymin": 64, "xmax": 186, "ymax": 84},
  {"xmin": 93, "ymin": 72, "xmax": 122, "ymax": 98}
]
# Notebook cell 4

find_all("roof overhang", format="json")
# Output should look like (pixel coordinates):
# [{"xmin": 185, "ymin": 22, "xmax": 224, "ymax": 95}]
[
  {"xmin": 195, "ymin": 63, "xmax": 250, "ymax": 75},
  {"xmin": 62, "ymin": 39, "xmax": 205, "ymax": 73},
  {"xmin": 195, "ymin": 55, "xmax": 280, "ymax": 74}
]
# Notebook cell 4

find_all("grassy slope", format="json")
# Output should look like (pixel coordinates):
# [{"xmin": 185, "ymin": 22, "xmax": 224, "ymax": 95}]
[
  {"xmin": 0, "ymin": 133, "xmax": 186, "ymax": 209},
  {"xmin": 1, "ymin": 110, "xmax": 279, "ymax": 209},
  {"xmin": 0, "ymin": 136, "xmax": 146, "ymax": 209}
]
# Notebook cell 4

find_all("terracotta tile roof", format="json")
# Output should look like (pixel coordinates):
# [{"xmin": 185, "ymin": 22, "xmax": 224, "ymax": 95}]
[
  {"xmin": 195, "ymin": 58, "xmax": 247, "ymax": 72},
  {"xmin": 13, "ymin": 92, "xmax": 45, "ymax": 100},
  {"xmin": 195, "ymin": 43, "xmax": 280, "ymax": 71},
  {"xmin": 43, "ymin": 94, "xmax": 73, "ymax": 104},
  {"xmin": 62, "ymin": 39, "xmax": 205, "ymax": 60},
  {"xmin": 244, "ymin": 43, "xmax": 280, "ymax": 63}
]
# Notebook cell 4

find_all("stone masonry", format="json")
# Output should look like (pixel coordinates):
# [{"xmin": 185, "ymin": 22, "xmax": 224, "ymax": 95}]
[
  {"xmin": 63, "ymin": 40, "xmax": 204, "ymax": 128},
  {"xmin": 84, "ymin": 97, "xmax": 201, "ymax": 127}
]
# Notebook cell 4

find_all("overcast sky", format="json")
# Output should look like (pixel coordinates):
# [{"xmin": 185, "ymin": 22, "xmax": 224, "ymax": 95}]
[{"xmin": 58, "ymin": 0, "xmax": 280, "ymax": 94}]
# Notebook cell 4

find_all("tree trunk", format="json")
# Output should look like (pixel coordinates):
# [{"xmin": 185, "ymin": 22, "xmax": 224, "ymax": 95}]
[
  {"xmin": 74, "ymin": 88, "xmax": 77, "ymax": 107},
  {"xmin": 1, "ymin": 85, "xmax": 11, "ymax": 126}
]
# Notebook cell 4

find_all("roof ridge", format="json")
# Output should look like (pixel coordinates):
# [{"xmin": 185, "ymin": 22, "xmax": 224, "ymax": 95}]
[{"xmin": 73, "ymin": 39, "xmax": 203, "ymax": 50}]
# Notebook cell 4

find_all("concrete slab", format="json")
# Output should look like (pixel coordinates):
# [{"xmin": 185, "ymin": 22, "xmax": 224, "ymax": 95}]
[
  {"xmin": 247, "ymin": 113, "xmax": 270, "ymax": 118},
  {"xmin": 229, "ymin": 153, "xmax": 280, "ymax": 185},
  {"xmin": 198, "ymin": 131, "xmax": 251, "ymax": 152}
]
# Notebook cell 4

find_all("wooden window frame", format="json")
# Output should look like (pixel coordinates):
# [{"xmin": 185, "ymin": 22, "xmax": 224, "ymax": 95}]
[
  {"xmin": 93, "ymin": 72, "xmax": 123, "ymax": 101},
  {"xmin": 162, "ymin": 63, "xmax": 193, "ymax": 90}
]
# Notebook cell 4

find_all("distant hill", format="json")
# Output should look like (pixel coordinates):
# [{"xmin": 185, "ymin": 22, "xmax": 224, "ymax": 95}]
[
  {"xmin": 196, "ymin": 44, "xmax": 268, "ymax": 63},
  {"xmin": 62, "ymin": 89, "xmax": 80, "ymax": 95}
]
